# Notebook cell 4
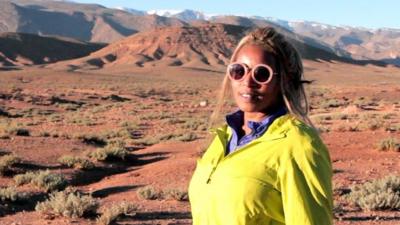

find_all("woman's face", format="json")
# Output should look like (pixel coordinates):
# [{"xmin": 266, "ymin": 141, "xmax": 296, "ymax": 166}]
[{"xmin": 230, "ymin": 44, "xmax": 282, "ymax": 115}]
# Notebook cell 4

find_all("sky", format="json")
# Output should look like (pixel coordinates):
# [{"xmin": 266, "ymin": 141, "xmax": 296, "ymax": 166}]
[{"xmin": 74, "ymin": 0, "xmax": 400, "ymax": 29}]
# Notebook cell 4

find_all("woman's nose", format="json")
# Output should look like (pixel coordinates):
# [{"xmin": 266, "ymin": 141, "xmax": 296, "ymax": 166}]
[{"xmin": 241, "ymin": 71, "xmax": 258, "ymax": 88}]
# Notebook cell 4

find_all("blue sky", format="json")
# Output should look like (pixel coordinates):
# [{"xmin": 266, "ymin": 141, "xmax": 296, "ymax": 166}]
[{"xmin": 74, "ymin": 0, "xmax": 400, "ymax": 29}]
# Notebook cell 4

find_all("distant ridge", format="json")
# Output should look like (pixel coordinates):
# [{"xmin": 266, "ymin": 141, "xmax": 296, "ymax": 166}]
[
  {"xmin": 0, "ymin": 0, "xmax": 397, "ymax": 66},
  {"xmin": 0, "ymin": 32, "xmax": 105, "ymax": 67},
  {"xmin": 52, "ymin": 24, "xmax": 245, "ymax": 69},
  {"xmin": 0, "ymin": 0, "xmax": 187, "ymax": 43},
  {"xmin": 52, "ymin": 23, "xmax": 386, "ymax": 70}
]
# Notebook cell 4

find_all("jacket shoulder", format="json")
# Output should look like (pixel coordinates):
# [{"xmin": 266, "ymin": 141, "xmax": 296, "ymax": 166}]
[{"xmin": 277, "ymin": 116, "xmax": 330, "ymax": 162}]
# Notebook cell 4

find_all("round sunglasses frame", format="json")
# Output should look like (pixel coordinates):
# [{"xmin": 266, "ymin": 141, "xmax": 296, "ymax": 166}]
[{"xmin": 227, "ymin": 63, "xmax": 277, "ymax": 85}]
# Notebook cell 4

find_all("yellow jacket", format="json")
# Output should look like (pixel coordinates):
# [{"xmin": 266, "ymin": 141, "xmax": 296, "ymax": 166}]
[{"xmin": 188, "ymin": 114, "xmax": 333, "ymax": 225}]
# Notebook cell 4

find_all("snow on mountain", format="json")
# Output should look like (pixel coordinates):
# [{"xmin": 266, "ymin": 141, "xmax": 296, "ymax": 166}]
[
  {"xmin": 114, "ymin": 7, "xmax": 146, "ymax": 15},
  {"xmin": 147, "ymin": 9, "xmax": 209, "ymax": 21},
  {"xmin": 147, "ymin": 9, "xmax": 183, "ymax": 17}
]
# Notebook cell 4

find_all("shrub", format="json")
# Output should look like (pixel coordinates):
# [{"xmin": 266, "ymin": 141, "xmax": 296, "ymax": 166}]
[
  {"xmin": 14, "ymin": 171, "xmax": 36, "ymax": 185},
  {"xmin": 136, "ymin": 186, "xmax": 160, "ymax": 200},
  {"xmin": 97, "ymin": 201, "xmax": 137, "ymax": 225},
  {"xmin": 39, "ymin": 131, "xmax": 51, "ymax": 137},
  {"xmin": 378, "ymin": 138, "xmax": 400, "ymax": 152},
  {"xmin": 347, "ymin": 175, "xmax": 400, "ymax": 210},
  {"xmin": 58, "ymin": 155, "xmax": 95, "ymax": 170},
  {"xmin": 316, "ymin": 126, "xmax": 330, "ymax": 133},
  {"xmin": 163, "ymin": 188, "xmax": 188, "ymax": 201},
  {"xmin": 321, "ymin": 99, "xmax": 343, "ymax": 109},
  {"xmin": 176, "ymin": 133, "xmax": 197, "ymax": 142},
  {"xmin": 14, "ymin": 170, "xmax": 67, "ymax": 192},
  {"xmin": 132, "ymin": 137, "xmax": 159, "ymax": 146},
  {"xmin": 0, "ymin": 123, "xmax": 30, "ymax": 138},
  {"xmin": 362, "ymin": 119, "xmax": 384, "ymax": 131},
  {"xmin": 0, "ymin": 155, "xmax": 21, "ymax": 175},
  {"xmin": 0, "ymin": 186, "xmax": 28, "ymax": 202},
  {"xmin": 385, "ymin": 124, "xmax": 400, "ymax": 132},
  {"xmin": 14, "ymin": 128, "xmax": 30, "ymax": 136},
  {"xmin": 75, "ymin": 133, "xmax": 107, "ymax": 146},
  {"xmin": 88, "ymin": 141, "xmax": 129, "ymax": 161},
  {"xmin": 36, "ymin": 190, "xmax": 98, "ymax": 218}
]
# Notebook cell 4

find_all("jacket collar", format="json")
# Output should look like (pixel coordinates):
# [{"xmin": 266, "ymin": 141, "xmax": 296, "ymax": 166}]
[{"xmin": 210, "ymin": 114, "xmax": 293, "ymax": 144}]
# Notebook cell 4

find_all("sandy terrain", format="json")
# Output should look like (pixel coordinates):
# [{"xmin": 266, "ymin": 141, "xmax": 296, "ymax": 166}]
[{"xmin": 0, "ymin": 60, "xmax": 399, "ymax": 225}]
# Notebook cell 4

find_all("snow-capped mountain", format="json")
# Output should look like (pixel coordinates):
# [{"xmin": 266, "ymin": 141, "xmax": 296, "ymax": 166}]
[
  {"xmin": 114, "ymin": 7, "xmax": 146, "ymax": 16},
  {"xmin": 147, "ymin": 9, "xmax": 209, "ymax": 21},
  {"xmin": 128, "ymin": 8, "xmax": 399, "ymax": 65}
]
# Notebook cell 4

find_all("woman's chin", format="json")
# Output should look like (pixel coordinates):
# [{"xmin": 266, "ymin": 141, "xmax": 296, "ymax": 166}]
[{"xmin": 237, "ymin": 104, "xmax": 261, "ymax": 113}]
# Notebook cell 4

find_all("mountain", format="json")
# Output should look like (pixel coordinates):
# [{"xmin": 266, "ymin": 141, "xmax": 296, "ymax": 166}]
[
  {"xmin": 207, "ymin": 16, "xmax": 351, "ymax": 58},
  {"xmin": 0, "ymin": 1, "xmax": 398, "ymax": 66},
  {"xmin": 114, "ymin": 7, "xmax": 146, "ymax": 16},
  {"xmin": 147, "ymin": 11, "xmax": 400, "ymax": 65},
  {"xmin": 0, "ymin": 0, "xmax": 187, "ymax": 43},
  {"xmin": 52, "ymin": 24, "xmax": 246, "ymax": 69},
  {"xmin": 0, "ymin": 32, "xmax": 105, "ymax": 67},
  {"xmin": 287, "ymin": 22, "xmax": 400, "ymax": 65},
  {"xmin": 147, "ymin": 9, "xmax": 208, "ymax": 22},
  {"xmin": 52, "ymin": 23, "xmax": 383, "ymax": 70}
]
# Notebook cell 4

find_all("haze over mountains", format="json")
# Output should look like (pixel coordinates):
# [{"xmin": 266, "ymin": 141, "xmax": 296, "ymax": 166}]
[{"xmin": 0, "ymin": 0, "xmax": 399, "ymax": 67}]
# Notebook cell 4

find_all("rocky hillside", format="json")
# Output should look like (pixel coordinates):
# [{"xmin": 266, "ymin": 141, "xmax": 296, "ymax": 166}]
[
  {"xmin": 54, "ymin": 23, "xmax": 382, "ymax": 70},
  {"xmin": 0, "ymin": 0, "xmax": 187, "ymax": 43},
  {"xmin": 0, "ymin": 32, "xmax": 105, "ymax": 67}
]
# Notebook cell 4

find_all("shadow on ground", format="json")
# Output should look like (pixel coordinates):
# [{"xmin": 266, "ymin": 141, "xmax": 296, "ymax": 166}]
[
  {"xmin": 91, "ymin": 185, "xmax": 141, "ymax": 198},
  {"xmin": 70, "ymin": 151, "xmax": 169, "ymax": 186},
  {"xmin": 127, "ymin": 211, "xmax": 192, "ymax": 221},
  {"xmin": 0, "ymin": 192, "xmax": 47, "ymax": 217}
]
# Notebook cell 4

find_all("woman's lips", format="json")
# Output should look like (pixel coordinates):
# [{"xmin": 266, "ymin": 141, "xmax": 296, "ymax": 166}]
[{"xmin": 239, "ymin": 92, "xmax": 263, "ymax": 102}]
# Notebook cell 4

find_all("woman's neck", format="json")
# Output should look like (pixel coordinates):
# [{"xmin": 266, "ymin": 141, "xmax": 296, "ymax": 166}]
[{"xmin": 242, "ymin": 111, "xmax": 269, "ymax": 135}]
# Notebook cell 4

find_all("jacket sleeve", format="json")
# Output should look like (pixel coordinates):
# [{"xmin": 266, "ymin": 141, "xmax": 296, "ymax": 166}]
[{"xmin": 278, "ymin": 135, "xmax": 333, "ymax": 225}]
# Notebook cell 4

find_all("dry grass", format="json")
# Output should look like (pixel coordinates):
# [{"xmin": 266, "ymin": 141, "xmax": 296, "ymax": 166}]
[
  {"xmin": 88, "ymin": 141, "xmax": 129, "ymax": 161},
  {"xmin": 347, "ymin": 176, "xmax": 400, "ymax": 211},
  {"xmin": 0, "ymin": 154, "xmax": 21, "ymax": 175},
  {"xmin": 378, "ymin": 138, "xmax": 400, "ymax": 152},
  {"xmin": 58, "ymin": 155, "xmax": 95, "ymax": 170},
  {"xmin": 97, "ymin": 201, "xmax": 137, "ymax": 225},
  {"xmin": 136, "ymin": 186, "xmax": 160, "ymax": 200},
  {"xmin": 163, "ymin": 188, "xmax": 188, "ymax": 201},
  {"xmin": 35, "ymin": 190, "xmax": 99, "ymax": 218},
  {"xmin": 0, "ymin": 186, "xmax": 29, "ymax": 202},
  {"xmin": 14, "ymin": 170, "xmax": 67, "ymax": 192}
]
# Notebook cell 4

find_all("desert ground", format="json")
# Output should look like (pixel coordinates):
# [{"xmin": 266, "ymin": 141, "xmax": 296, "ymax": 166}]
[{"xmin": 0, "ymin": 60, "xmax": 399, "ymax": 225}]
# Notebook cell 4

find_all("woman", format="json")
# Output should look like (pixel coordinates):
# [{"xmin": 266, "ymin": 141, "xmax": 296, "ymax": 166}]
[{"xmin": 188, "ymin": 27, "xmax": 333, "ymax": 225}]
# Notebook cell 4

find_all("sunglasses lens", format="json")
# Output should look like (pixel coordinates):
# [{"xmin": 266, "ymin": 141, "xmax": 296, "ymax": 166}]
[
  {"xmin": 253, "ymin": 66, "xmax": 271, "ymax": 83},
  {"xmin": 229, "ymin": 64, "xmax": 245, "ymax": 80}
]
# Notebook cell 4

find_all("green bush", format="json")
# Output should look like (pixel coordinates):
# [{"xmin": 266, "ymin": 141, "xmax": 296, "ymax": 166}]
[
  {"xmin": 97, "ymin": 201, "xmax": 137, "ymax": 225},
  {"xmin": 36, "ymin": 190, "xmax": 98, "ymax": 218},
  {"xmin": 347, "ymin": 175, "xmax": 400, "ymax": 210},
  {"xmin": 58, "ymin": 155, "xmax": 95, "ymax": 170},
  {"xmin": 14, "ymin": 170, "xmax": 67, "ymax": 192}
]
